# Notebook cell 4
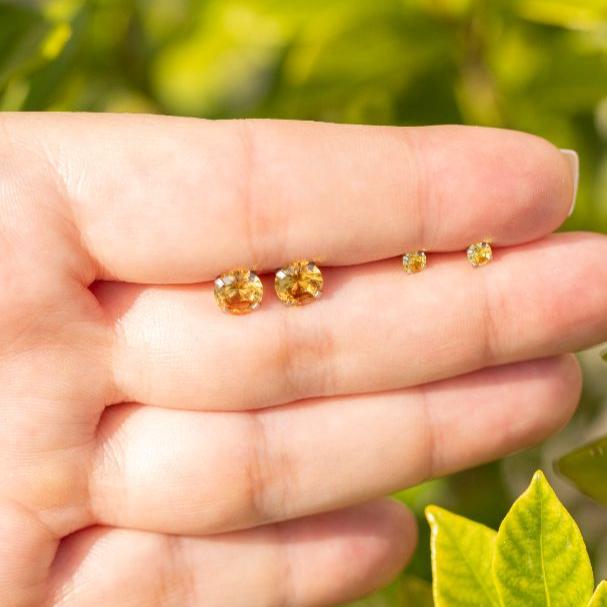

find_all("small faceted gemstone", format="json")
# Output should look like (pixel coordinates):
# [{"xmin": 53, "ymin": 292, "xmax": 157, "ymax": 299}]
[
  {"xmin": 467, "ymin": 242, "xmax": 493, "ymax": 267},
  {"xmin": 275, "ymin": 260, "xmax": 323, "ymax": 306},
  {"xmin": 214, "ymin": 269, "xmax": 263, "ymax": 314},
  {"xmin": 402, "ymin": 250, "xmax": 427, "ymax": 274}
]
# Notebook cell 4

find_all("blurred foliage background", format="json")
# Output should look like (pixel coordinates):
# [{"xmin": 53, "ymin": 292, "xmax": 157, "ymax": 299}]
[{"xmin": 1, "ymin": 0, "xmax": 607, "ymax": 604}]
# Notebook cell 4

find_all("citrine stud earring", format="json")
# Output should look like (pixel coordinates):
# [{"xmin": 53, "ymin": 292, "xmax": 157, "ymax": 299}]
[
  {"xmin": 402, "ymin": 250, "xmax": 427, "ymax": 274},
  {"xmin": 214, "ymin": 268, "xmax": 263, "ymax": 314},
  {"xmin": 467, "ymin": 242, "xmax": 493, "ymax": 267},
  {"xmin": 275, "ymin": 260, "xmax": 323, "ymax": 306}
]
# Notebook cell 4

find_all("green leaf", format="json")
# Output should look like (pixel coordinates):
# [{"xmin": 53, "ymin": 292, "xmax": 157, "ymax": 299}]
[
  {"xmin": 589, "ymin": 582, "xmax": 607, "ymax": 607},
  {"xmin": 514, "ymin": 0, "xmax": 607, "ymax": 29},
  {"xmin": 426, "ymin": 505, "xmax": 499, "ymax": 607},
  {"xmin": 493, "ymin": 470, "xmax": 594, "ymax": 607},
  {"xmin": 0, "ymin": 3, "xmax": 71, "ymax": 95},
  {"xmin": 557, "ymin": 436, "xmax": 607, "ymax": 505}
]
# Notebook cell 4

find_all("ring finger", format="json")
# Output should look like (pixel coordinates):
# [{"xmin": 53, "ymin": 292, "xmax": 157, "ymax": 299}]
[{"xmin": 87, "ymin": 355, "xmax": 580, "ymax": 535}]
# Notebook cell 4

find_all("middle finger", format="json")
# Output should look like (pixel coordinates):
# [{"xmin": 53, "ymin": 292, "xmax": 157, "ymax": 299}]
[{"xmin": 101, "ymin": 232, "xmax": 607, "ymax": 411}]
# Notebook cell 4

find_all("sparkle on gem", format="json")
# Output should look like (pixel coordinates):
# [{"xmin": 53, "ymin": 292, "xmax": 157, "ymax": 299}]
[
  {"xmin": 467, "ymin": 242, "xmax": 493, "ymax": 267},
  {"xmin": 214, "ymin": 269, "xmax": 263, "ymax": 314},
  {"xmin": 402, "ymin": 250, "xmax": 426, "ymax": 274},
  {"xmin": 275, "ymin": 260, "xmax": 323, "ymax": 306}
]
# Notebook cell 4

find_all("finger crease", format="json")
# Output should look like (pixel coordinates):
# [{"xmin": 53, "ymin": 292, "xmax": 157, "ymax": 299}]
[
  {"xmin": 237, "ymin": 119, "xmax": 278, "ymax": 269},
  {"xmin": 246, "ymin": 412, "xmax": 273, "ymax": 524},
  {"xmin": 160, "ymin": 535, "xmax": 197, "ymax": 605},
  {"xmin": 277, "ymin": 308, "xmax": 336, "ymax": 402},
  {"xmin": 479, "ymin": 270, "xmax": 502, "ymax": 366},
  {"xmin": 273, "ymin": 522, "xmax": 297, "ymax": 607},
  {"xmin": 403, "ymin": 129, "xmax": 429, "ymax": 249}
]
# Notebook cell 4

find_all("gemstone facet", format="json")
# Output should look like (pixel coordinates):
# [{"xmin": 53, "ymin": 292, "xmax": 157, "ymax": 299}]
[
  {"xmin": 467, "ymin": 242, "xmax": 493, "ymax": 267},
  {"xmin": 275, "ymin": 260, "xmax": 323, "ymax": 306},
  {"xmin": 214, "ymin": 269, "xmax": 263, "ymax": 314},
  {"xmin": 402, "ymin": 250, "xmax": 427, "ymax": 274}
]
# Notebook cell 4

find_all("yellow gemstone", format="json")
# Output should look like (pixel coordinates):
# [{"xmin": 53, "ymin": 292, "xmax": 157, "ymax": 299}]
[
  {"xmin": 275, "ymin": 260, "xmax": 323, "ymax": 306},
  {"xmin": 402, "ymin": 250, "xmax": 426, "ymax": 274},
  {"xmin": 214, "ymin": 269, "xmax": 263, "ymax": 314},
  {"xmin": 467, "ymin": 242, "xmax": 493, "ymax": 267}
]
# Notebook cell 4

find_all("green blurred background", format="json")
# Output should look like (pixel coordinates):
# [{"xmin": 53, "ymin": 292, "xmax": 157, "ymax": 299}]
[{"xmin": 1, "ymin": 0, "xmax": 607, "ymax": 604}]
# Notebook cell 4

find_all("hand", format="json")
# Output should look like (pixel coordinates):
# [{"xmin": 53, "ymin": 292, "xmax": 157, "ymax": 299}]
[{"xmin": 0, "ymin": 113, "xmax": 602, "ymax": 607}]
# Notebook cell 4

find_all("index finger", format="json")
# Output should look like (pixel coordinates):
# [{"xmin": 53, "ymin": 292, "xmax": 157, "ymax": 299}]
[{"xmin": 2, "ymin": 113, "xmax": 576, "ymax": 282}]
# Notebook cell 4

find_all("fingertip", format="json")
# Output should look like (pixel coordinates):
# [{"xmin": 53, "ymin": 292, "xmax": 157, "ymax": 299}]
[
  {"xmin": 292, "ymin": 499, "xmax": 417, "ymax": 605},
  {"xmin": 365, "ymin": 498, "xmax": 418, "ymax": 579},
  {"xmin": 500, "ymin": 355, "xmax": 582, "ymax": 446},
  {"xmin": 414, "ymin": 127, "xmax": 578, "ymax": 249},
  {"xmin": 336, "ymin": 499, "xmax": 418, "ymax": 600},
  {"xmin": 544, "ymin": 354, "xmax": 582, "ymax": 433},
  {"xmin": 537, "ymin": 233, "xmax": 607, "ymax": 345},
  {"xmin": 500, "ymin": 133, "xmax": 575, "ymax": 241}
]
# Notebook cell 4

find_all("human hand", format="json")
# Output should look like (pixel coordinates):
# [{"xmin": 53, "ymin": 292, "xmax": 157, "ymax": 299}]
[{"xmin": 0, "ymin": 113, "xmax": 602, "ymax": 606}]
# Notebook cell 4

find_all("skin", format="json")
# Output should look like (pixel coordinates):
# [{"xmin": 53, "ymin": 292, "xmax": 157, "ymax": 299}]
[{"xmin": 0, "ymin": 113, "xmax": 604, "ymax": 606}]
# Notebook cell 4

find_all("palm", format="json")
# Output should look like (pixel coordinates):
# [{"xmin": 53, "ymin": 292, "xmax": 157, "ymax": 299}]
[{"xmin": 0, "ymin": 113, "xmax": 602, "ymax": 607}]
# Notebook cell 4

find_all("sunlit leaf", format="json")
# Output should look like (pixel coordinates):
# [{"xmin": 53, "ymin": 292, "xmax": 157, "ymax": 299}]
[
  {"xmin": 426, "ymin": 505, "xmax": 499, "ymax": 607},
  {"xmin": 40, "ymin": 21, "xmax": 71, "ymax": 60},
  {"xmin": 0, "ymin": 3, "xmax": 70, "ymax": 92},
  {"xmin": 589, "ymin": 582, "xmax": 607, "ymax": 607},
  {"xmin": 493, "ymin": 471, "xmax": 594, "ymax": 607},
  {"xmin": 557, "ymin": 436, "xmax": 607, "ymax": 505},
  {"xmin": 514, "ymin": 0, "xmax": 607, "ymax": 29}
]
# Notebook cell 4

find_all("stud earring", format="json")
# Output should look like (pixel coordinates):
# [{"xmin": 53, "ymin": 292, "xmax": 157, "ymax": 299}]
[
  {"xmin": 275, "ymin": 260, "xmax": 323, "ymax": 306},
  {"xmin": 467, "ymin": 242, "xmax": 493, "ymax": 267},
  {"xmin": 214, "ymin": 268, "xmax": 263, "ymax": 314},
  {"xmin": 402, "ymin": 250, "xmax": 427, "ymax": 274}
]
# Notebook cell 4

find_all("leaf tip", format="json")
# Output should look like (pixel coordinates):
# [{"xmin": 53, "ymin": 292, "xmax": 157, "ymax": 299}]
[
  {"xmin": 425, "ymin": 505, "xmax": 453, "ymax": 538},
  {"xmin": 424, "ymin": 505, "xmax": 438, "ymax": 527},
  {"xmin": 527, "ymin": 469, "xmax": 559, "ymax": 500},
  {"xmin": 530, "ymin": 469, "xmax": 551, "ymax": 493}
]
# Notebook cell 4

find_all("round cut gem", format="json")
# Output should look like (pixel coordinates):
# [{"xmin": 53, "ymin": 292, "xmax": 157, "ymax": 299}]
[
  {"xmin": 275, "ymin": 260, "xmax": 323, "ymax": 306},
  {"xmin": 467, "ymin": 242, "xmax": 493, "ymax": 267},
  {"xmin": 402, "ymin": 250, "xmax": 426, "ymax": 274},
  {"xmin": 214, "ymin": 269, "xmax": 263, "ymax": 314}
]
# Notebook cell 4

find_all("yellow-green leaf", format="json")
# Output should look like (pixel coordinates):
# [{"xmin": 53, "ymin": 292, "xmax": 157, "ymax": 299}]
[
  {"xmin": 426, "ymin": 505, "xmax": 499, "ymax": 607},
  {"xmin": 493, "ymin": 470, "xmax": 593, "ymax": 607},
  {"xmin": 589, "ymin": 582, "xmax": 607, "ymax": 607},
  {"xmin": 557, "ymin": 436, "xmax": 607, "ymax": 506}
]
